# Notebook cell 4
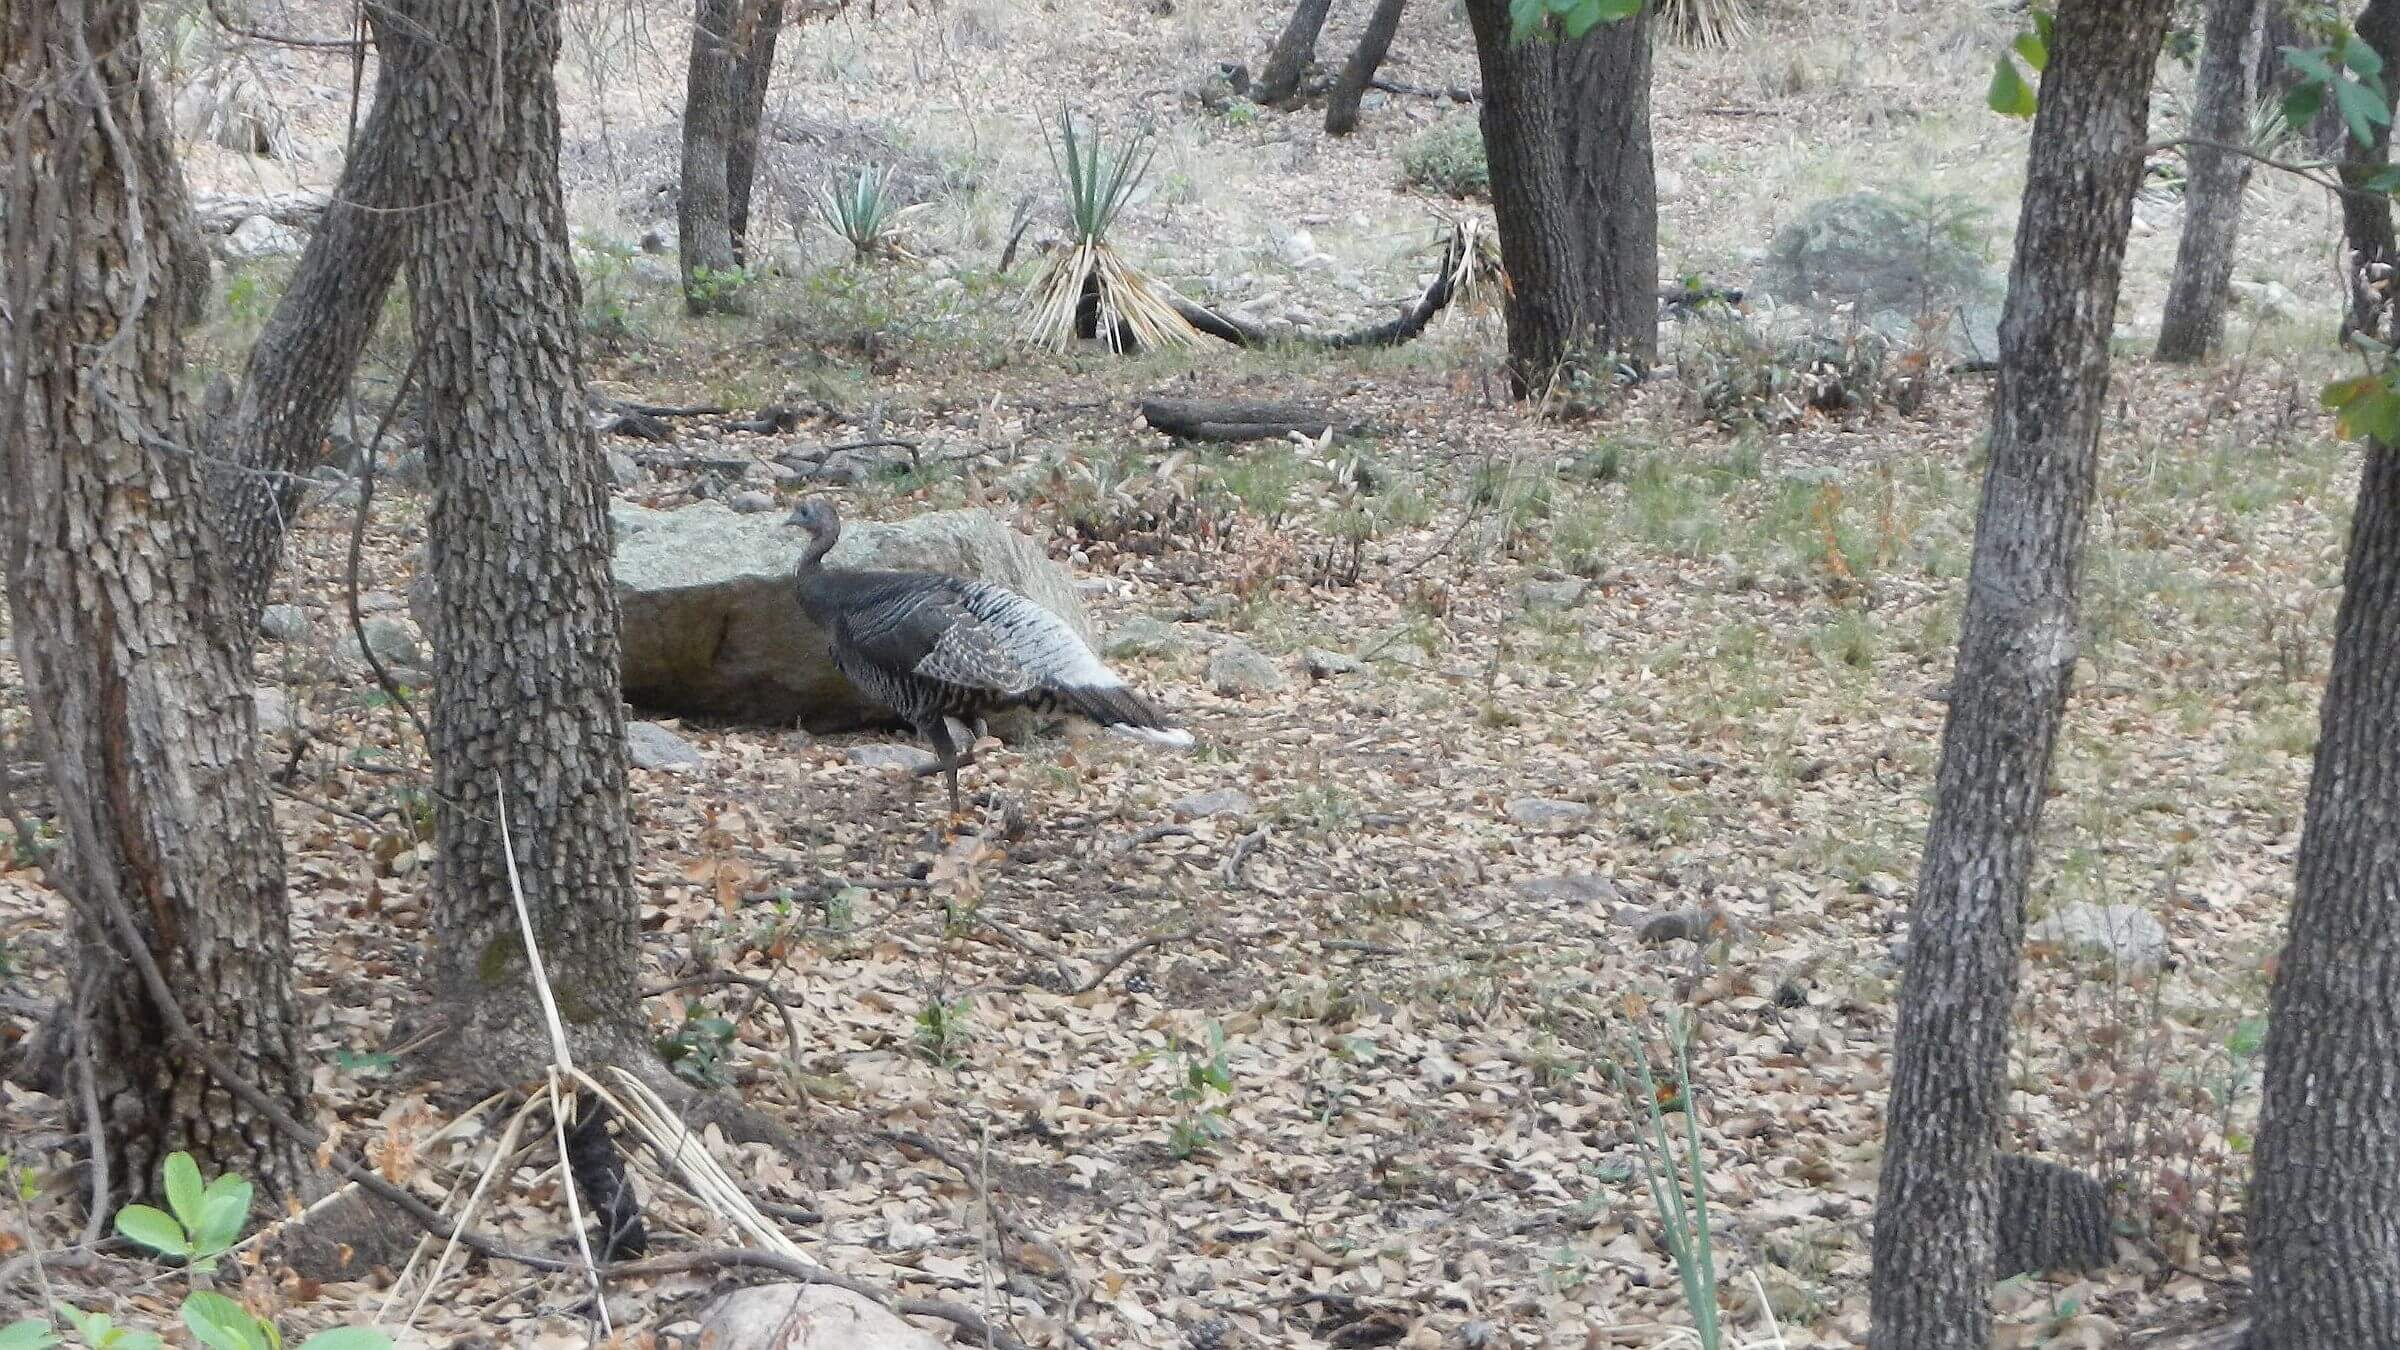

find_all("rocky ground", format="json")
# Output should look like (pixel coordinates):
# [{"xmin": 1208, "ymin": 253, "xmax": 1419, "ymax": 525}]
[{"xmin": 0, "ymin": 0, "xmax": 2362, "ymax": 1346}]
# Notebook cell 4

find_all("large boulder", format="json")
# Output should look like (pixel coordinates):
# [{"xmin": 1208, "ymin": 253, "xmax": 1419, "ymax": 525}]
[
  {"xmin": 1755, "ymin": 190, "xmax": 2003, "ymax": 360},
  {"xmin": 696, "ymin": 1284, "xmax": 946, "ymax": 1349},
  {"xmin": 614, "ymin": 500, "xmax": 1093, "ymax": 728}
]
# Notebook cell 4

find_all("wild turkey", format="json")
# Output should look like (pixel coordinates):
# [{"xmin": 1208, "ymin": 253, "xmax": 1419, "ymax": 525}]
[{"xmin": 787, "ymin": 498, "xmax": 1193, "ymax": 812}]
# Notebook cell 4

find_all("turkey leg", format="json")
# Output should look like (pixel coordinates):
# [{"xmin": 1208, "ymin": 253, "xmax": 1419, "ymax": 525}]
[{"xmin": 911, "ymin": 718, "xmax": 979, "ymax": 815}]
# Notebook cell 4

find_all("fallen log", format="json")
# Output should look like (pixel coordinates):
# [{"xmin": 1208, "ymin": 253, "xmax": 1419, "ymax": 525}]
[
  {"xmin": 191, "ymin": 190, "xmax": 331, "ymax": 233},
  {"xmin": 1138, "ymin": 398, "xmax": 1351, "ymax": 443},
  {"xmin": 1165, "ymin": 220, "xmax": 1473, "ymax": 352}
]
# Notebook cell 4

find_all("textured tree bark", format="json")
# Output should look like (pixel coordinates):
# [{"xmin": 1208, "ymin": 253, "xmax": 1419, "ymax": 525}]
[
  {"xmin": 2338, "ymin": 0, "xmax": 2400, "ymax": 339},
  {"xmin": 2157, "ymin": 0, "xmax": 2264, "ymax": 362},
  {"xmin": 1549, "ymin": 1, "xmax": 1657, "ymax": 368},
  {"xmin": 383, "ymin": 0, "xmax": 646, "ymax": 1075},
  {"xmin": 0, "ymin": 0, "xmax": 310, "ymax": 1203},
  {"xmin": 1865, "ymin": 2, "xmax": 2173, "ymax": 1345},
  {"xmin": 679, "ymin": 0, "xmax": 744, "ymax": 313},
  {"xmin": 1254, "ymin": 0, "xmax": 1335, "ymax": 106},
  {"xmin": 725, "ymin": 0, "xmax": 784, "ymax": 263},
  {"xmin": 1462, "ymin": 1, "xmax": 1657, "ymax": 394},
  {"xmin": 2247, "ymin": 226, "xmax": 2400, "ymax": 1350},
  {"xmin": 1324, "ymin": 0, "xmax": 1405, "ymax": 135},
  {"xmin": 204, "ymin": 35, "xmax": 413, "ymax": 634}
]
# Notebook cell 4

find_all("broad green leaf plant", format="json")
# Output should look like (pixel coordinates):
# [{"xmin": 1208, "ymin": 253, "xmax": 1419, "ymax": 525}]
[
  {"xmin": 1508, "ymin": 0, "xmax": 1641, "ymax": 42},
  {"xmin": 2, "ymin": 1154, "xmax": 393, "ymax": 1350}
]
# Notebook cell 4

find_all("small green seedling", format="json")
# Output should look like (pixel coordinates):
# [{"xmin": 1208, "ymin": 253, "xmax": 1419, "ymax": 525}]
[{"xmin": 113, "ymin": 1152, "xmax": 250, "ymax": 1274}]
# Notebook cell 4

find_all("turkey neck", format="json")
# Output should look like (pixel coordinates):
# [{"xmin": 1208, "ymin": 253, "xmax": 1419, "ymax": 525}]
[{"xmin": 794, "ymin": 522, "xmax": 843, "ymax": 625}]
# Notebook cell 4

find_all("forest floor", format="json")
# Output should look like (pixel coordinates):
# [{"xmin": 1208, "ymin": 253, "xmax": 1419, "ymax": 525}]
[{"xmin": 0, "ymin": 0, "xmax": 2368, "ymax": 1346}]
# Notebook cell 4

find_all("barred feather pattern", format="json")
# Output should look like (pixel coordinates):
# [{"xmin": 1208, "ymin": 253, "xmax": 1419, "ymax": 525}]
[{"xmin": 801, "ymin": 567, "xmax": 1193, "ymax": 747}]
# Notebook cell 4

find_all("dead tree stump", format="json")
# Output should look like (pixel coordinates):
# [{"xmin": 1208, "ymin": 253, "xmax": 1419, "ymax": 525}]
[{"xmin": 1994, "ymin": 1153, "xmax": 2113, "ymax": 1277}]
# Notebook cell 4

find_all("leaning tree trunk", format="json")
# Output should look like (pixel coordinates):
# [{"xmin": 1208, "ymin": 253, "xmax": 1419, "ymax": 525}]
[
  {"xmin": 205, "ymin": 26, "xmax": 414, "ymax": 634},
  {"xmin": 1254, "ymin": 0, "xmax": 1335, "ymax": 106},
  {"xmin": 1550, "ymin": 0, "xmax": 1657, "ymax": 368},
  {"xmin": 679, "ymin": 0, "xmax": 745, "ymax": 313},
  {"xmin": 1865, "ymin": 1, "xmax": 2174, "ymax": 1346},
  {"xmin": 0, "ymin": 0, "xmax": 309, "ymax": 1204},
  {"xmin": 2156, "ymin": 0, "xmax": 2265, "ymax": 361},
  {"xmin": 2246, "ymin": 144, "xmax": 2400, "ymax": 1350},
  {"xmin": 2338, "ymin": 0, "xmax": 2400, "ymax": 339},
  {"xmin": 725, "ymin": 0, "xmax": 784, "ymax": 263},
  {"xmin": 1462, "ymin": 0, "xmax": 1657, "ymax": 393},
  {"xmin": 1325, "ymin": 0, "xmax": 1405, "ymax": 135},
  {"xmin": 386, "ymin": 0, "xmax": 646, "ymax": 1075}
]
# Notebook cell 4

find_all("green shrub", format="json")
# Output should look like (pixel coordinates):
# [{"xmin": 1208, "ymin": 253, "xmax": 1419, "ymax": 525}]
[{"xmin": 1400, "ymin": 118, "xmax": 1489, "ymax": 198}]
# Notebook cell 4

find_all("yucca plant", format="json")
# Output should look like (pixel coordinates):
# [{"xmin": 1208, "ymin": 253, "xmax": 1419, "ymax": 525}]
[
  {"xmin": 1439, "ymin": 215, "xmax": 1510, "ymax": 319},
  {"xmin": 810, "ymin": 164, "xmax": 921, "ymax": 261},
  {"xmin": 1019, "ymin": 109, "xmax": 1201, "ymax": 353},
  {"xmin": 1658, "ymin": 0, "xmax": 1751, "ymax": 50}
]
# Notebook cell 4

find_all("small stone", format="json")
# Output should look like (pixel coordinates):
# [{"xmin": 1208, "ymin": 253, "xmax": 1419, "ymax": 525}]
[
  {"xmin": 885, "ymin": 1218, "xmax": 936, "ymax": 1250},
  {"xmin": 2027, "ymin": 903, "xmax": 2168, "ymax": 970},
  {"xmin": 1504, "ymin": 797, "xmax": 1591, "ymax": 832},
  {"xmin": 258, "ymin": 604, "xmax": 309, "ymax": 643},
  {"xmin": 626, "ymin": 721, "xmax": 703, "ymax": 773},
  {"xmin": 1171, "ymin": 788, "xmax": 1254, "ymax": 821},
  {"xmin": 1417, "ymin": 1052, "xmax": 1467, "ymax": 1089},
  {"xmin": 1521, "ymin": 578, "xmax": 1589, "ymax": 610},
  {"xmin": 1511, "ymin": 874, "xmax": 1621, "ymax": 905},
  {"xmin": 849, "ymin": 744, "xmax": 937, "ymax": 772},
  {"xmin": 728, "ymin": 489, "xmax": 778, "ymax": 514},
  {"xmin": 251, "ymin": 686, "xmax": 294, "ymax": 735},
  {"xmin": 1182, "ymin": 595, "xmax": 1235, "ymax": 623},
  {"xmin": 1638, "ymin": 909, "xmax": 1710, "ymax": 944},
  {"xmin": 606, "ymin": 449, "xmax": 641, "ymax": 487},
  {"xmin": 1302, "ymin": 647, "xmax": 1361, "ymax": 678},
  {"xmin": 1205, "ymin": 641, "xmax": 1285, "ymax": 697},
  {"xmin": 697, "ymin": 1284, "xmax": 946, "ymax": 1350},
  {"xmin": 225, "ymin": 213, "xmax": 304, "ymax": 259},
  {"xmin": 1103, "ymin": 616, "xmax": 1185, "ymax": 659},
  {"xmin": 340, "ymin": 616, "xmax": 423, "ymax": 669},
  {"xmin": 356, "ymin": 590, "xmax": 405, "ymax": 614}
]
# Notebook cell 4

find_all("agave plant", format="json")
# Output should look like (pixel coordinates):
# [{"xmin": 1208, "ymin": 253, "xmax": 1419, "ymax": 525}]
[
  {"xmin": 1019, "ymin": 109, "xmax": 1201, "ymax": 353},
  {"xmin": 810, "ymin": 164, "xmax": 921, "ymax": 261}
]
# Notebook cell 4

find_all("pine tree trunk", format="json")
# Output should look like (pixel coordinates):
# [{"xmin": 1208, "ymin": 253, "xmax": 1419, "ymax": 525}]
[
  {"xmin": 2246, "ymin": 103, "xmax": 2400, "ymax": 1345},
  {"xmin": 2336, "ymin": 0, "xmax": 2400, "ymax": 340},
  {"xmin": 680, "ymin": 0, "xmax": 744, "ymax": 313},
  {"xmin": 205, "ymin": 34, "xmax": 413, "ymax": 633},
  {"xmin": 0, "ymin": 0, "xmax": 309, "ymax": 1204},
  {"xmin": 385, "ymin": 0, "xmax": 646, "ymax": 1075},
  {"xmin": 725, "ymin": 0, "xmax": 785, "ymax": 264},
  {"xmin": 1324, "ymin": 0, "xmax": 1404, "ymax": 135},
  {"xmin": 2156, "ymin": 0, "xmax": 2264, "ymax": 362},
  {"xmin": 1462, "ymin": 0, "xmax": 1658, "ymax": 394},
  {"xmin": 1254, "ymin": 0, "xmax": 1334, "ymax": 106},
  {"xmin": 1550, "ymin": 0, "xmax": 1657, "ymax": 368},
  {"xmin": 1865, "ymin": 1, "xmax": 2174, "ymax": 1345}
]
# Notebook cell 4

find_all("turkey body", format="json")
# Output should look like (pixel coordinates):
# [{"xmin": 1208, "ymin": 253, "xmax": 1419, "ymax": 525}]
[{"xmin": 789, "ymin": 499, "xmax": 1191, "ymax": 811}]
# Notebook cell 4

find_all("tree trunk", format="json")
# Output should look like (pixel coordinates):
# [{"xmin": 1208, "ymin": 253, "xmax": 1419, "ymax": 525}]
[
  {"xmin": 1865, "ymin": 2, "xmax": 2174, "ymax": 1346},
  {"xmin": 1325, "ymin": 0, "xmax": 1404, "ymax": 135},
  {"xmin": 1254, "ymin": 0, "xmax": 1335, "ymax": 106},
  {"xmin": 0, "ymin": 0, "xmax": 309, "ymax": 1204},
  {"xmin": 385, "ymin": 0, "xmax": 646, "ymax": 1075},
  {"xmin": 204, "ymin": 32, "xmax": 414, "ymax": 635},
  {"xmin": 1549, "ymin": 0, "xmax": 1657, "ymax": 368},
  {"xmin": 2338, "ymin": 0, "xmax": 2400, "ymax": 340},
  {"xmin": 2247, "ymin": 445, "xmax": 2400, "ymax": 1347},
  {"xmin": 2155, "ymin": 0, "xmax": 2264, "ymax": 361},
  {"xmin": 1462, "ymin": 0, "xmax": 1658, "ymax": 394},
  {"xmin": 725, "ymin": 0, "xmax": 784, "ymax": 263},
  {"xmin": 679, "ymin": 0, "xmax": 745, "ymax": 313}
]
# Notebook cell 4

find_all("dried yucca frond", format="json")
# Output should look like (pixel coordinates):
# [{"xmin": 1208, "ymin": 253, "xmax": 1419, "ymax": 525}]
[
  {"xmin": 1018, "ymin": 109, "xmax": 1202, "ymax": 353},
  {"xmin": 1442, "ymin": 215, "xmax": 1511, "ymax": 319},
  {"xmin": 1659, "ymin": 0, "xmax": 1751, "ymax": 50}
]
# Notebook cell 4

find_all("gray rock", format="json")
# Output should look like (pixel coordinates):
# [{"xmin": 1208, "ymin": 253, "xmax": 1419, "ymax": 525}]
[
  {"xmin": 697, "ymin": 1283, "xmax": 947, "ymax": 1350},
  {"xmin": 617, "ymin": 502, "xmax": 1093, "ymax": 727},
  {"xmin": 1102, "ymin": 616, "xmax": 1185, "ymax": 659},
  {"xmin": 225, "ymin": 213, "xmax": 306, "ymax": 260},
  {"xmin": 252, "ymin": 686, "xmax": 294, "ymax": 735},
  {"xmin": 405, "ymin": 565, "xmax": 438, "ymax": 635},
  {"xmin": 1171, "ymin": 787, "xmax": 1255, "ymax": 821},
  {"xmin": 1205, "ymin": 641, "xmax": 1285, "ymax": 697},
  {"xmin": 1638, "ymin": 909, "xmax": 1710, "ymax": 945},
  {"xmin": 357, "ymin": 590, "xmax": 405, "ymax": 614},
  {"xmin": 2027, "ymin": 903, "xmax": 2168, "ymax": 970},
  {"xmin": 258, "ymin": 604, "xmax": 309, "ymax": 643},
  {"xmin": 1521, "ymin": 578, "xmax": 1589, "ymax": 611},
  {"xmin": 610, "ymin": 501, "xmax": 669, "ymax": 539},
  {"xmin": 729, "ymin": 489, "xmax": 779, "ymax": 514},
  {"xmin": 340, "ymin": 616, "xmax": 423, "ymax": 669},
  {"xmin": 1504, "ymin": 797, "xmax": 1591, "ymax": 832},
  {"xmin": 1302, "ymin": 647, "xmax": 1361, "ymax": 678},
  {"xmin": 849, "ymin": 744, "xmax": 937, "ymax": 772},
  {"xmin": 1511, "ymin": 874, "xmax": 1622, "ymax": 905},
  {"xmin": 607, "ymin": 449, "xmax": 642, "ymax": 487},
  {"xmin": 626, "ymin": 721, "xmax": 704, "ymax": 773}
]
